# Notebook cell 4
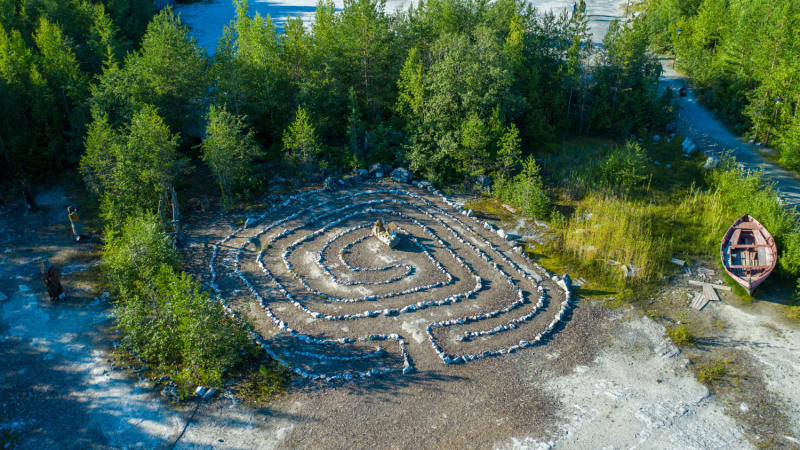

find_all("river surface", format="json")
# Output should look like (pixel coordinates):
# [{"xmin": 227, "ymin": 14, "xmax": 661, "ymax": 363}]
[{"xmin": 174, "ymin": 0, "xmax": 625, "ymax": 54}]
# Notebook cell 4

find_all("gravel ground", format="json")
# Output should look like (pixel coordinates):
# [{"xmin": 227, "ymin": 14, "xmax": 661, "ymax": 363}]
[{"xmin": 2, "ymin": 180, "xmax": 798, "ymax": 449}]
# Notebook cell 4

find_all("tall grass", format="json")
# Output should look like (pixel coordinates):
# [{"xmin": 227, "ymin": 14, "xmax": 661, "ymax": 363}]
[
  {"xmin": 543, "ymin": 140, "xmax": 799, "ymax": 288},
  {"xmin": 554, "ymin": 194, "xmax": 673, "ymax": 282}
]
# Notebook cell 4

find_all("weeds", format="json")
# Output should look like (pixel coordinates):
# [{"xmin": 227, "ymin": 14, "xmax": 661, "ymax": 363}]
[
  {"xmin": 697, "ymin": 360, "xmax": 728, "ymax": 384},
  {"xmin": 241, "ymin": 361, "xmax": 290, "ymax": 404},
  {"xmin": 553, "ymin": 194, "xmax": 672, "ymax": 282},
  {"xmin": 665, "ymin": 324, "xmax": 693, "ymax": 346}
]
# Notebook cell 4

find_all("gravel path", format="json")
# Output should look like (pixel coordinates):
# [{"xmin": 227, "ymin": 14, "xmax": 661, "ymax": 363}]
[{"xmin": 659, "ymin": 63, "xmax": 800, "ymax": 209}]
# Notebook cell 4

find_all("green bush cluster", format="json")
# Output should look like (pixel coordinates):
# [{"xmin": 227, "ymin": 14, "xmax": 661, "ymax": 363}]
[
  {"xmin": 665, "ymin": 324, "xmax": 693, "ymax": 346},
  {"xmin": 696, "ymin": 360, "xmax": 727, "ymax": 384},
  {"xmin": 495, "ymin": 156, "xmax": 549, "ymax": 218},
  {"xmin": 105, "ymin": 213, "xmax": 250, "ymax": 388}
]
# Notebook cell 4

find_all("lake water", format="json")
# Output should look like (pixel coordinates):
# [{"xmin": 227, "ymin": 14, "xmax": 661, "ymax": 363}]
[{"xmin": 174, "ymin": 0, "xmax": 625, "ymax": 54}]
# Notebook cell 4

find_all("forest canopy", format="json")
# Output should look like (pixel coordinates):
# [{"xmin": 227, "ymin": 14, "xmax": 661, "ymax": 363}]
[
  {"xmin": 643, "ymin": 0, "xmax": 800, "ymax": 171},
  {"xmin": 2, "ymin": 0, "xmax": 672, "ymax": 192}
]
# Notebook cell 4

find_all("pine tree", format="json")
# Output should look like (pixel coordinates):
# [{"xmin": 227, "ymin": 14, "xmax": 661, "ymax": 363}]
[{"xmin": 203, "ymin": 105, "xmax": 264, "ymax": 206}]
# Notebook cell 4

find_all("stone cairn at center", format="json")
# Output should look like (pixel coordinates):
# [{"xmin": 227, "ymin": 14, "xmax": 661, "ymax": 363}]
[{"xmin": 373, "ymin": 219, "xmax": 400, "ymax": 248}]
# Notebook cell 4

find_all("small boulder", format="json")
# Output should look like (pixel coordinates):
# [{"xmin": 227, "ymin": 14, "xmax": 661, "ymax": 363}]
[
  {"xmin": 560, "ymin": 273, "xmax": 572, "ymax": 291},
  {"xmin": 704, "ymin": 156, "xmax": 721, "ymax": 170},
  {"xmin": 502, "ymin": 204, "xmax": 517, "ymax": 213},
  {"xmin": 375, "ymin": 172, "xmax": 384, "ymax": 178},
  {"xmin": 476, "ymin": 175, "xmax": 492, "ymax": 187},
  {"xmin": 653, "ymin": 135, "xmax": 660, "ymax": 142},
  {"xmin": 323, "ymin": 177, "xmax": 338, "ymax": 191},
  {"xmin": 391, "ymin": 167, "xmax": 413, "ymax": 183},
  {"xmin": 682, "ymin": 137, "xmax": 698, "ymax": 155},
  {"xmin": 369, "ymin": 162, "xmax": 391, "ymax": 176}
]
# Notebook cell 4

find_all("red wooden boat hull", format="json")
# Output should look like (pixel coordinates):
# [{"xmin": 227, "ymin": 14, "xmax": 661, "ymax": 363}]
[{"xmin": 720, "ymin": 214, "xmax": 778, "ymax": 295}]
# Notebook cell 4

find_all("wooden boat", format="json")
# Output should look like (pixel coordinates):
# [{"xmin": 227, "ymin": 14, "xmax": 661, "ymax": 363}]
[{"xmin": 720, "ymin": 214, "xmax": 778, "ymax": 295}]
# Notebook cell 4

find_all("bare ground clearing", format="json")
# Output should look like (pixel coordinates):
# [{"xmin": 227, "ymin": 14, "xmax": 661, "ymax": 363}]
[{"xmin": 1, "ymin": 179, "xmax": 798, "ymax": 449}]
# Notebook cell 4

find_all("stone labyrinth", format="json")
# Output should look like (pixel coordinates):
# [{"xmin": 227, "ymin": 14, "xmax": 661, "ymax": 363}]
[{"xmin": 208, "ymin": 184, "xmax": 572, "ymax": 382}]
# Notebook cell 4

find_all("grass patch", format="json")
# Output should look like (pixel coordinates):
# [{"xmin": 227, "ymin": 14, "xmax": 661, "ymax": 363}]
[
  {"xmin": 516, "ymin": 136, "xmax": 799, "ymax": 308},
  {"xmin": 665, "ymin": 324, "xmax": 693, "ymax": 346},
  {"xmin": 696, "ymin": 360, "xmax": 728, "ymax": 384},
  {"xmin": 238, "ymin": 361, "xmax": 291, "ymax": 404}
]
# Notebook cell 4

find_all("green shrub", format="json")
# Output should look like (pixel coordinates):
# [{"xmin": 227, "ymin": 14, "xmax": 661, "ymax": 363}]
[
  {"xmin": 106, "ymin": 213, "xmax": 250, "ymax": 387},
  {"xmin": 601, "ymin": 141, "xmax": 648, "ymax": 188},
  {"xmin": 102, "ymin": 212, "xmax": 182, "ymax": 296},
  {"xmin": 113, "ymin": 265, "xmax": 250, "ymax": 386},
  {"xmin": 696, "ymin": 360, "xmax": 727, "ymax": 384},
  {"xmin": 495, "ymin": 156, "xmax": 549, "ymax": 218},
  {"xmin": 665, "ymin": 324, "xmax": 693, "ymax": 346}
]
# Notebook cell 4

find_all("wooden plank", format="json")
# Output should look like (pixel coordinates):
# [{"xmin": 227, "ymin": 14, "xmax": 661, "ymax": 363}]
[
  {"xmin": 730, "ymin": 228, "xmax": 742, "ymax": 245},
  {"xmin": 688, "ymin": 280, "xmax": 732, "ymax": 291},
  {"xmin": 730, "ymin": 244, "xmax": 773, "ymax": 249},
  {"xmin": 671, "ymin": 257, "xmax": 685, "ymax": 266},
  {"xmin": 703, "ymin": 285, "xmax": 720, "ymax": 301},
  {"xmin": 691, "ymin": 293, "xmax": 709, "ymax": 311},
  {"xmin": 727, "ymin": 264, "xmax": 772, "ymax": 269}
]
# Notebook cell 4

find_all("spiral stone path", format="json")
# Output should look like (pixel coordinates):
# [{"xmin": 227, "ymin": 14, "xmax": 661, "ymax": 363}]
[{"xmin": 205, "ymin": 182, "xmax": 572, "ymax": 382}]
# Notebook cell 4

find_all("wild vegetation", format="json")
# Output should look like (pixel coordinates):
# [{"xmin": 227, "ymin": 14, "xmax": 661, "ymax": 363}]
[
  {"xmin": 643, "ymin": 0, "xmax": 800, "ymax": 171},
  {"xmin": 533, "ymin": 136, "xmax": 799, "ymax": 298},
  {"xmin": 2, "ymin": 0, "xmax": 798, "ymax": 393}
]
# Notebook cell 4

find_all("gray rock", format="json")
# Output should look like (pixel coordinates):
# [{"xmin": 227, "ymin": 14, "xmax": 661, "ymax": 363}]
[
  {"xmin": 390, "ymin": 167, "xmax": 413, "ymax": 183},
  {"xmin": 561, "ymin": 273, "xmax": 572, "ymax": 291},
  {"xmin": 653, "ymin": 135, "xmax": 660, "ymax": 142},
  {"xmin": 369, "ymin": 162, "xmax": 391, "ymax": 175},
  {"xmin": 161, "ymin": 386, "xmax": 179, "ymax": 399},
  {"xmin": 357, "ymin": 169, "xmax": 368, "ymax": 176},
  {"xmin": 375, "ymin": 172, "xmax": 384, "ymax": 178},
  {"xmin": 682, "ymin": 137, "xmax": 698, "ymax": 155},
  {"xmin": 203, "ymin": 388, "xmax": 217, "ymax": 398},
  {"xmin": 195, "ymin": 386, "xmax": 206, "ymax": 396},
  {"xmin": 323, "ymin": 177, "xmax": 338, "ymax": 191},
  {"xmin": 476, "ymin": 175, "xmax": 492, "ymax": 187},
  {"xmin": 244, "ymin": 218, "xmax": 258, "ymax": 229},
  {"xmin": 704, "ymin": 156, "xmax": 721, "ymax": 170}
]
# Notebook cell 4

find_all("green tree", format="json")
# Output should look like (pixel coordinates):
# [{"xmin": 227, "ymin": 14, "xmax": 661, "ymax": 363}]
[
  {"xmin": 497, "ymin": 123, "xmax": 522, "ymax": 175},
  {"xmin": 601, "ymin": 141, "xmax": 648, "ymax": 188},
  {"xmin": 283, "ymin": 107, "xmax": 320, "ymax": 175},
  {"xmin": 125, "ymin": 8, "xmax": 208, "ymax": 135},
  {"xmin": 81, "ymin": 106, "xmax": 185, "ymax": 226},
  {"xmin": 497, "ymin": 155, "xmax": 548, "ymax": 217},
  {"xmin": 459, "ymin": 114, "xmax": 490, "ymax": 176},
  {"xmin": 202, "ymin": 105, "xmax": 263, "ymax": 206}
]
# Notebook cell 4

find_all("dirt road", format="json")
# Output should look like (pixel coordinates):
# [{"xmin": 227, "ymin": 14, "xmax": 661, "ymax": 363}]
[{"xmin": 659, "ymin": 63, "xmax": 800, "ymax": 209}]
